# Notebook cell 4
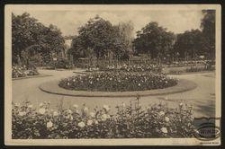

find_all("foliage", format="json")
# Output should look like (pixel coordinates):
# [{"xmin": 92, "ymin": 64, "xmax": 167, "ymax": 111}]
[
  {"xmin": 12, "ymin": 13, "xmax": 65, "ymax": 66},
  {"xmin": 69, "ymin": 16, "xmax": 134, "ymax": 63},
  {"xmin": 12, "ymin": 65, "xmax": 39, "ymax": 78},
  {"xmin": 47, "ymin": 59, "xmax": 70, "ymax": 69},
  {"xmin": 59, "ymin": 72, "xmax": 177, "ymax": 92},
  {"xmin": 133, "ymin": 22, "xmax": 175, "ymax": 60},
  {"xmin": 173, "ymin": 30, "xmax": 203, "ymax": 60},
  {"xmin": 103, "ymin": 63, "xmax": 162, "ymax": 73},
  {"xmin": 200, "ymin": 10, "xmax": 215, "ymax": 59},
  {"xmin": 12, "ymin": 97, "xmax": 195, "ymax": 139}
]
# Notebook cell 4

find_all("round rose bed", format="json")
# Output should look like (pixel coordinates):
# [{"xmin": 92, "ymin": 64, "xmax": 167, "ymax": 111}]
[{"xmin": 59, "ymin": 72, "xmax": 177, "ymax": 92}]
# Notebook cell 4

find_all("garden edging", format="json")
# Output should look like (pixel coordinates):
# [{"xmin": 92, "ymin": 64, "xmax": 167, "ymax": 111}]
[
  {"xmin": 13, "ymin": 74, "xmax": 52, "ymax": 81},
  {"xmin": 39, "ymin": 79, "xmax": 197, "ymax": 97}
]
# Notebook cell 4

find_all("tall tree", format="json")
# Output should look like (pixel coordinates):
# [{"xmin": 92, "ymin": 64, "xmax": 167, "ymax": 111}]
[
  {"xmin": 12, "ymin": 12, "xmax": 65, "ymax": 66},
  {"xmin": 173, "ymin": 29, "xmax": 203, "ymax": 60},
  {"xmin": 201, "ymin": 10, "xmax": 215, "ymax": 59},
  {"xmin": 133, "ymin": 22, "xmax": 175, "ymax": 60}
]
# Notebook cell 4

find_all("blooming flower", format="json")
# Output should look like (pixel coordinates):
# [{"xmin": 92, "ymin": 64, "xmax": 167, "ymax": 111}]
[
  {"xmin": 27, "ymin": 104, "xmax": 33, "ymax": 108},
  {"xmin": 18, "ymin": 111, "xmax": 26, "ymax": 116},
  {"xmin": 159, "ymin": 111, "xmax": 165, "ymax": 116},
  {"xmin": 47, "ymin": 121, "xmax": 53, "ymax": 128},
  {"xmin": 121, "ymin": 102, "xmax": 126, "ymax": 108},
  {"xmin": 78, "ymin": 122, "xmax": 85, "ymax": 128},
  {"xmin": 39, "ymin": 103, "xmax": 44, "ymax": 107},
  {"xmin": 53, "ymin": 111, "xmax": 59, "ymax": 116},
  {"xmin": 101, "ymin": 114, "xmax": 110, "ymax": 121},
  {"xmin": 161, "ymin": 127, "xmax": 168, "ymax": 134},
  {"xmin": 73, "ymin": 104, "xmax": 79, "ymax": 109},
  {"xmin": 39, "ymin": 108, "xmax": 46, "ymax": 114},
  {"xmin": 67, "ymin": 109, "xmax": 73, "ymax": 114},
  {"xmin": 14, "ymin": 103, "xmax": 20, "ymax": 107},
  {"xmin": 87, "ymin": 120, "xmax": 93, "ymax": 126},
  {"xmin": 165, "ymin": 117, "xmax": 170, "ymax": 122},
  {"xmin": 90, "ymin": 112, "xmax": 95, "ymax": 118},
  {"xmin": 94, "ymin": 120, "xmax": 99, "ymax": 125},
  {"xmin": 179, "ymin": 102, "xmax": 183, "ymax": 107},
  {"xmin": 83, "ymin": 107, "xmax": 89, "ymax": 113},
  {"xmin": 103, "ymin": 105, "xmax": 110, "ymax": 112}
]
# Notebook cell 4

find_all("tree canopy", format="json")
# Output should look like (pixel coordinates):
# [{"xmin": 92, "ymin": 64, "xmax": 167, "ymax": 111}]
[
  {"xmin": 133, "ymin": 22, "xmax": 175, "ymax": 60},
  {"xmin": 12, "ymin": 12, "xmax": 65, "ymax": 65},
  {"xmin": 69, "ymin": 16, "xmax": 133, "ymax": 62}
]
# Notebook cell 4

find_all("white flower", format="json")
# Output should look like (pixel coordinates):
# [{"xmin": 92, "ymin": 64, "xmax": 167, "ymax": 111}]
[
  {"xmin": 179, "ymin": 103, "xmax": 183, "ymax": 107},
  {"xmin": 53, "ymin": 111, "xmax": 59, "ymax": 116},
  {"xmin": 101, "ymin": 114, "xmax": 110, "ymax": 121},
  {"xmin": 73, "ymin": 104, "xmax": 79, "ymax": 109},
  {"xmin": 138, "ymin": 83, "xmax": 141, "ymax": 86},
  {"xmin": 161, "ymin": 127, "xmax": 168, "ymax": 134},
  {"xmin": 87, "ymin": 120, "xmax": 93, "ymax": 126},
  {"xmin": 159, "ymin": 111, "xmax": 165, "ymax": 116},
  {"xmin": 94, "ymin": 120, "xmax": 99, "ymax": 125},
  {"xmin": 103, "ymin": 105, "xmax": 110, "ymax": 112},
  {"xmin": 18, "ymin": 111, "xmax": 26, "ymax": 116},
  {"xmin": 97, "ymin": 78, "xmax": 99, "ymax": 81},
  {"xmin": 47, "ymin": 121, "xmax": 53, "ymax": 128},
  {"xmin": 90, "ymin": 112, "xmax": 95, "ymax": 118},
  {"xmin": 14, "ymin": 103, "xmax": 20, "ymax": 107},
  {"xmin": 83, "ymin": 107, "xmax": 89, "ymax": 113},
  {"xmin": 78, "ymin": 122, "xmax": 85, "ymax": 128},
  {"xmin": 165, "ymin": 117, "xmax": 170, "ymax": 122},
  {"xmin": 67, "ymin": 109, "xmax": 72, "ymax": 114},
  {"xmin": 109, "ymin": 78, "xmax": 112, "ymax": 80},
  {"xmin": 39, "ymin": 108, "xmax": 46, "ymax": 114},
  {"xmin": 121, "ymin": 102, "xmax": 126, "ymax": 108},
  {"xmin": 39, "ymin": 103, "xmax": 44, "ymax": 107},
  {"xmin": 27, "ymin": 104, "xmax": 33, "ymax": 108},
  {"xmin": 75, "ymin": 109, "xmax": 80, "ymax": 114},
  {"xmin": 70, "ymin": 116, "xmax": 74, "ymax": 120}
]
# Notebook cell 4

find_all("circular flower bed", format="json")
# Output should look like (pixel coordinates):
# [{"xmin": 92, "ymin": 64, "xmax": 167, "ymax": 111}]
[{"xmin": 59, "ymin": 72, "xmax": 177, "ymax": 92}]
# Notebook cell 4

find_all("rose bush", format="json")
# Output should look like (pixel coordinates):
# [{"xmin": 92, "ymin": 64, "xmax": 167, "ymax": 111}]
[
  {"xmin": 12, "ymin": 97, "xmax": 195, "ymax": 139},
  {"xmin": 59, "ymin": 72, "xmax": 177, "ymax": 92}
]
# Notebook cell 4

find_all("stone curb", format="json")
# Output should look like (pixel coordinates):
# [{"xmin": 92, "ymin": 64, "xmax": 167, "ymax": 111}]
[
  {"xmin": 39, "ymin": 79, "xmax": 197, "ymax": 98},
  {"xmin": 12, "ymin": 74, "xmax": 52, "ymax": 81}
]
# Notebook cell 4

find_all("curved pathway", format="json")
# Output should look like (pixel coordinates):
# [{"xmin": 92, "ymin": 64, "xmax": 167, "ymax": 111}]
[{"xmin": 12, "ymin": 69, "xmax": 216, "ymax": 117}]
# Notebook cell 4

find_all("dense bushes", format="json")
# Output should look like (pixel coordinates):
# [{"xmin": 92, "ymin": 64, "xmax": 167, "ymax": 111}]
[
  {"xmin": 12, "ymin": 97, "xmax": 195, "ymax": 139},
  {"xmin": 59, "ymin": 72, "xmax": 177, "ymax": 92},
  {"xmin": 12, "ymin": 65, "xmax": 39, "ymax": 78},
  {"xmin": 104, "ymin": 64, "xmax": 162, "ymax": 73},
  {"xmin": 47, "ymin": 59, "xmax": 70, "ymax": 69}
]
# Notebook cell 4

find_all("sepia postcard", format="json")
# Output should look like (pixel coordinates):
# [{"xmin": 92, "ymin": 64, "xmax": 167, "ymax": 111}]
[{"xmin": 4, "ymin": 4, "xmax": 221, "ymax": 146}]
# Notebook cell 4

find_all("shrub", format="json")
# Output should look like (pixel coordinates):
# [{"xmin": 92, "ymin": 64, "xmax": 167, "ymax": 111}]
[
  {"xmin": 47, "ymin": 59, "xmax": 70, "ymax": 69},
  {"xmin": 59, "ymin": 72, "xmax": 177, "ymax": 92},
  {"xmin": 12, "ymin": 97, "xmax": 195, "ymax": 139},
  {"xmin": 12, "ymin": 65, "xmax": 39, "ymax": 78}
]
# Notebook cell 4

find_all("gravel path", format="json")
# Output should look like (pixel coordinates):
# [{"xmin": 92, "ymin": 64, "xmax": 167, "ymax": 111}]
[{"xmin": 12, "ymin": 69, "xmax": 216, "ymax": 117}]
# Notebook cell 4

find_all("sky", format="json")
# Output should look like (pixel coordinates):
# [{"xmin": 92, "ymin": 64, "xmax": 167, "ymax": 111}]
[{"xmin": 13, "ymin": 10, "xmax": 204, "ymax": 37}]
